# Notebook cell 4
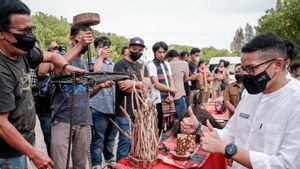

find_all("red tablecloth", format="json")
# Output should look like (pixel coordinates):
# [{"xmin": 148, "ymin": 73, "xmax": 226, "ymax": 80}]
[
  {"xmin": 115, "ymin": 153, "xmax": 227, "ymax": 169},
  {"xmin": 114, "ymin": 135, "xmax": 227, "ymax": 169},
  {"xmin": 202, "ymin": 103, "xmax": 229, "ymax": 121}
]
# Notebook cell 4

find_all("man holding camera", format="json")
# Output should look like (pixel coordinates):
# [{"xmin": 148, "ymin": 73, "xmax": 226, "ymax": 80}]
[{"xmin": 90, "ymin": 36, "xmax": 117, "ymax": 169}]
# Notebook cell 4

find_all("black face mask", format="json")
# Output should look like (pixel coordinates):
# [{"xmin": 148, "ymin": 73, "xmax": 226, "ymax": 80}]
[
  {"xmin": 235, "ymin": 74, "xmax": 243, "ymax": 82},
  {"xmin": 242, "ymin": 70, "xmax": 271, "ymax": 94},
  {"xmin": 12, "ymin": 32, "xmax": 36, "ymax": 51},
  {"xmin": 75, "ymin": 40, "xmax": 87, "ymax": 54},
  {"xmin": 130, "ymin": 51, "xmax": 142, "ymax": 61}
]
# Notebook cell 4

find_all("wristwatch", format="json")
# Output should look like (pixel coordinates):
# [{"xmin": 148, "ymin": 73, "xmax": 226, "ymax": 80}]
[
  {"xmin": 225, "ymin": 143, "xmax": 237, "ymax": 159},
  {"xmin": 192, "ymin": 121, "xmax": 202, "ymax": 135}
]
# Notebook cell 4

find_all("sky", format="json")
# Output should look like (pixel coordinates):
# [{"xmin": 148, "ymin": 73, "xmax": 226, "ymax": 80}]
[{"xmin": 22, "ymin": 0, "xmax": 275, "ymax": 52}]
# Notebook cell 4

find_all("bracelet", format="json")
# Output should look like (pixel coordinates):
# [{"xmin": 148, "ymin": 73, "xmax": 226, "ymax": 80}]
[
  {"xmin": 62, "ymin": 63, "xmax": 70, "ymax": 73},
  {"xmin": 192, "ymin": 121, "xmax": 203, "ymax": 135}
]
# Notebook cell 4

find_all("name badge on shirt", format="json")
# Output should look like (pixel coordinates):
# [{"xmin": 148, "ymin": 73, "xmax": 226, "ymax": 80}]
[{"xmin": 239, "ymin": 113, "xmax": 250, "ymax": 119}]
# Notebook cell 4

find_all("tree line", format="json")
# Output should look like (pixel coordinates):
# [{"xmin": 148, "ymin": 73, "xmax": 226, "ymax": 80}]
[
  {"xmin": 231, "ymin": 0, "xmax": 299, "ymax": 60},
  {"xmin": 32, "ymin": 12, "xmax": 232, "ymax": 63}
]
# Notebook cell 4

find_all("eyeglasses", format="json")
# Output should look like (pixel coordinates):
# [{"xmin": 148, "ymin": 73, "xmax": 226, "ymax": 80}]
[
  {"xmin": 9, "ymin": 25, "xmax": 36, "ymax": 35},
  {"xmin": 241, "ymin": 58, "xmax": 275, "ymax": 75}
]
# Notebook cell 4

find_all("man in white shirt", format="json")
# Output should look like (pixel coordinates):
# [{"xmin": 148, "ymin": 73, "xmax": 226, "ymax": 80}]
[
  {"xmin": 181, "ymin": 32, "xmax": 300, "ymax": 169},
  {"xmin": 147, "ymin": 41, "xmax": 176, "ymax": 133}
]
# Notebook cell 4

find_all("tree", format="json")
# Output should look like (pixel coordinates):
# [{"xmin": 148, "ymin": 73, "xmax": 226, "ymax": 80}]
[
  {"xmin": 168, "ymin": 44, "xmax": 194, "ymax": 54},
  {"xmin": 169, "ymin": 44, "xmax": 232, "ymax": 63},
  {"xmin": 230, "ymin": 27, "xmax": 244, "ymax": 56},
  {"xmin": 256, "ymin": 0, "xmax": 300, "ymax": 48},
  {"xmin": 32, "ymin": 12, "xmax": 71, "ymax": 50},
  {"xmin": 32, "ymin": 12, "xmax": 129, "ymax": 62},
  {"xmin": 244, "ymin": 23, "xmax": 255, "ymax": 43},
  {"xmin": 200, "ymin": 46, "xmax": 232, "ymax": 63}
]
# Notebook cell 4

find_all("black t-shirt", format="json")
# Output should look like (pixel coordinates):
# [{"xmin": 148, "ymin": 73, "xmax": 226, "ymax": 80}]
[
  {"xmin": 33, "ymin": 74, "xmax": 53, "ymax": 117},
  {"xmin": 113, "ymin": 58, "xmax": 149, "ymax": 117},
  {"xmin": 0, "ymin": 48, "xmax": 43, "ymax": 158},
  {"xmin": 188, "ymin": 61, "xmax": 199, "ymax": 90}
]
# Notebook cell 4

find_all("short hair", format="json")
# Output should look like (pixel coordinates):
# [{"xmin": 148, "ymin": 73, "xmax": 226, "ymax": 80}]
[
  {"xmin": 241, "ymin": 32, "xmax": 287, "ymax": 60},
  {"xmin": 283, "ymin": 39, "xmax": 298, "ymax": 61},
  {"xmin": 70, "ymin": 25, "xmax": 81, "ymax": 37},
  {"xmin": 198, "ymin": 60, "xmax": 205, "ymax": 66},
  {"xmin": 180, "ymin": 51, "xmax": 189, "ymax": 57},
  {"xmin": 166, "ymin": 49, "xmax": 179, "ymax": 58},
  {"xmin": 235, "ymin": 63, "xmax": 241, "ymax": 68},
  {"xmin": 93, "ymin": 36, "xmax": 110, "ymax": 48},
  {"xmin": 0, "ymin": 0, "xmax": 31, "ymax": 31},
  {"xmin": 152, "ymin": 41, "xmax": 168, "ymax": 53},
  {"xmin": 70, "ymin": 25, "xmax": 91, "ymax": 37},
  {"xmin": 224, "ymin": 61, "xmax": 230, "ymax": 68},
  {"xmin": 290, "ymin": 63, "xmax": 300, "ymax": 71},
  {"xmin": 190, "ymin": 48, "xmax": 201, "ymax": 55},
  {"xmin": 121, "ymin": 46, "xmax": 129, "ymax": 55}
]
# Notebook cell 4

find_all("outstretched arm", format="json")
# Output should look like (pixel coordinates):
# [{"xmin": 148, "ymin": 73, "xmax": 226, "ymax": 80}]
[{"xmin": 0, "ymin": 113, "xmax": 54, "ymax": 169}]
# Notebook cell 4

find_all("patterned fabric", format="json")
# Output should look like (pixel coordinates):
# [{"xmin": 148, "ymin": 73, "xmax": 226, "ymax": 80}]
[
  {"xmin": 158, "ymin": 135, "xmax": 209, "ymax": 168},
  {"xmin": 114, "ymin": 135, "xmax": 210, "ymax": 169},
  {"xmin": 152, "ymin": 58, "xmax": 171, "ymax": 101},
  {"xmin": 30, "ymin": 68, "xmax": 38, "ymax": 87}
]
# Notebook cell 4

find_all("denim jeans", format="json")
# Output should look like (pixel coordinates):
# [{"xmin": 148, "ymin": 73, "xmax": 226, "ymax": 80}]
[
  {"xmin": 37, "ymin": 114, "xmax": 51, "ymax": 156},
  {"xmin": 0, "ymin": 155, "xmax": 27, "ymax": 169},
  {"xmin": 90, "ymin": 108, "xmax": 118, "ymax": 166},
  {"xmin": 116, "ymin": 116, "xmax": 134, "ymax": 162},
  {"xmin": 174, "ymin": 96, "xmax": 187, "ymax": 119}
]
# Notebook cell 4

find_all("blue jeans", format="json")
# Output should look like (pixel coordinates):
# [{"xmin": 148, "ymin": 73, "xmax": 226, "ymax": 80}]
[
  {"xmin": 37, "ymin": 115, "xmax": 51, "ymax": 156},
  {"xmin": 174, "ymin": 96, "xmax": 187, "ymax": 119},
  {"xmin": 116, "ymin": 116, "xmax": 134, "ymax": 162},
  {"xmin": 90, "ymin": 108, "xmax": 118, "ymax": 166},
  {"xmin": 0, "ymin": 155, "xmax": 27, "ymax": 169}
]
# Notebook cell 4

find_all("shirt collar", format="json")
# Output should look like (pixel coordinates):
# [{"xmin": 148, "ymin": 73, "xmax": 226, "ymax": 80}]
[{"xmin": 104, "ymin": 59, "xmax": 113, "ymax": 64}]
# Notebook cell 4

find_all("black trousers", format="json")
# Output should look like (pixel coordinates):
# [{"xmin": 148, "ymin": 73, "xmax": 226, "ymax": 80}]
[{"xmin": 156, "ymin": 103, "xmax": 163, "ymax": 135}]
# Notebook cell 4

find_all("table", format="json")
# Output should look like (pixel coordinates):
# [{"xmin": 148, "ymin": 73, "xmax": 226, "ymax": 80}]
[
  {"xmin": 113, "ymin": 103, "xmax": 229, "ymax": 169},
  {"xmin": 114, "ymin": 135, "xmax": 227, "ymax": 169},
  {"xmin": 202, "ymin": 103, "xmax": 229, "ymax": 122},
  {"xmin": 115, "ymin": 153, "xmax": 227, "ymax": 169}
]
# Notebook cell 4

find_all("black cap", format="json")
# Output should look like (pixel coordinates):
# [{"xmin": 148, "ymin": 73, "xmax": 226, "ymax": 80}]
[{"xmin": 129, "ymin": 37, "xmax": 145, "ymax": 48}]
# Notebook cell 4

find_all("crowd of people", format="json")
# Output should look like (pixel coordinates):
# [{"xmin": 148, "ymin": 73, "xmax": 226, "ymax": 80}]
[{"xmin": 1, "ymin": 0, "xmax": 300, "ymax": 169}]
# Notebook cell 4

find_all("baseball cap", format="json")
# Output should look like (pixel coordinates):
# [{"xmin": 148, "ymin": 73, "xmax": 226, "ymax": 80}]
[{"xmin": 129, "ymin": 37, "xmax": 145, "ymax": 48}]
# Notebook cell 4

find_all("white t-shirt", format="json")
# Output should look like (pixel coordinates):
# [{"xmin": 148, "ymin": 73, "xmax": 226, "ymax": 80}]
[
  {"xmin": 286, "ymin": 71, "xmax": 293, "ymax": 80},
  {"xmin": 217, "ymin": 79, "xmax": 300, "ymax": 169},
  {"xmin": 147, "ymin": 61, "xmax": 172, "ymax": 104}
]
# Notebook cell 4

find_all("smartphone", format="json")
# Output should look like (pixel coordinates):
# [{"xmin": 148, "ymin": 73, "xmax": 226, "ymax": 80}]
[{"xmin": 102, "ymin": 40, "xmax": 111, "ymax": 47}]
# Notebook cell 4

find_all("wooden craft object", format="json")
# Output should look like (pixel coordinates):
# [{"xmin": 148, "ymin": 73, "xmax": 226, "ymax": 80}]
[
  {"xmin": 172, "ymin": 151, "xmax": 191, "ymax": 161},
  {"xmin": 112, "ymin": 72, "xmax": 159, "ymax": 168},
  {"xmin": 171, "ymin": 134, "xmax": 196, "ymax": 160},
  {"xmin": 73, "ymin": 12, "xmax": 100, "ymax": 26}
]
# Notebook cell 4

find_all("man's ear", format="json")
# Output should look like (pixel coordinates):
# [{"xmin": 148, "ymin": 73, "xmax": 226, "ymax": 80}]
[{"xmin": 274, "ymin": 58, "xmax": 286, "ymax": 72}]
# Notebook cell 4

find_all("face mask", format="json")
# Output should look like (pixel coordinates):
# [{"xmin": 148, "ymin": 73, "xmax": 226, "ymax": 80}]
[
  {"xmin": 75, "ymin": 40, "xmax": 87, "ymax": 54},
  {"xmin": 242, "ymin": 70, "xmax": 271, "ymax": 94},
  {"xmin": 12, "ymin": 32, "xmax": 36, "ymax": 51},
  {"xmin": 235, "ymin": 74, "xmax": 243, "ymax": 82},
  {"xmin": 130, "ymin": 51, "xmax": 142, "ymax": 61}
]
